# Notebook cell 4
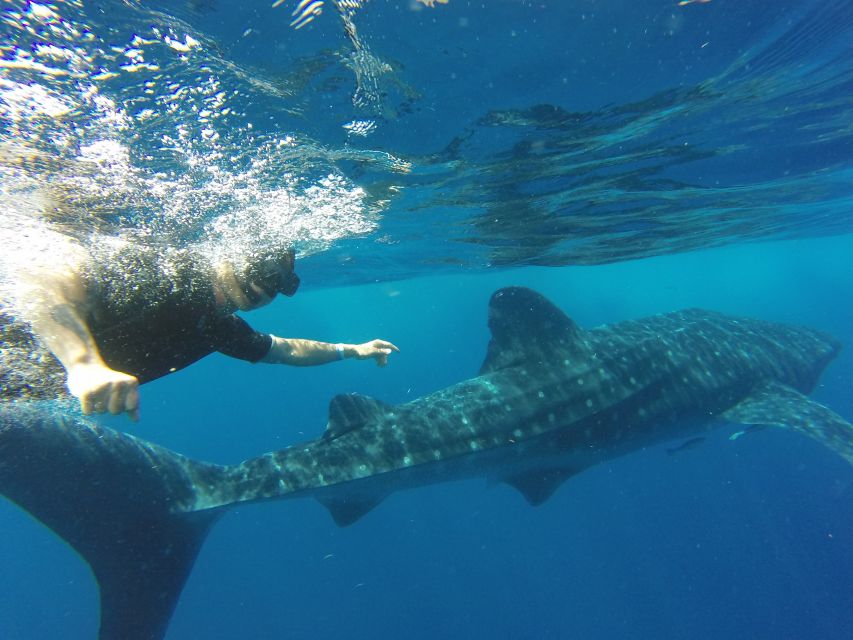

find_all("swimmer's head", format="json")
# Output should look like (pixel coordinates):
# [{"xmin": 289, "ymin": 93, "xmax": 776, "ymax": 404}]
[{"xmin": 240, "ymin": 247, "xmax": 300, "ymax": 305}]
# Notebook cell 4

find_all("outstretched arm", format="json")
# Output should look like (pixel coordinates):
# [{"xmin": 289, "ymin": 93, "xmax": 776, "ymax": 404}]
[
  {"xmin": 25, "ymin": 266, "xmax": 140, "ymax": 420},
  {"xmin": 261, "ymin": 337, "xmax": 400, "ymax": 367}
]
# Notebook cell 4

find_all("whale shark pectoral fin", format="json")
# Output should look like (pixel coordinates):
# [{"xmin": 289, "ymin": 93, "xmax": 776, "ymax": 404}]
[
  {"xmin": 503, "ymin": 467, "xmax": 582, "ymax": 506},
  {"xmin": 318, "ymin": 494, "xmax": 385, "ymax": 527},
  {"xmin": 325, "ymin": 393, "xmax": 392, "ymax": 440},
  {"xmin": 722, "ymin": 381, "xmax": 853, "ymax": 465},
  {"xmin": 480, "ymin": 287, "xmax": 590, "ymax": 374}
]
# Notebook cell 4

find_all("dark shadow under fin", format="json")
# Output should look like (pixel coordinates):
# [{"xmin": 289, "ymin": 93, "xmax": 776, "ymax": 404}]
[
  {"xmin": 318, "ymin": 494, "xmax": 385, "ymax": 527},
  {"xmin": 722, "ymin": 381, "xmax": 853, "ymax": 465},
  {"xmin": 325, "ymin": 393, "xmax": 391, "ymax": 440},
  {"xmin": 480, "ymin": 287, "xmax": 591, "ymax": 374},
  {"xmin": 0, "ymin": 404, "xmax": 226, "ymax": 640},
  {"xmin": 504, "ymin": 467, "xmax": 581, "ymax": 506}
]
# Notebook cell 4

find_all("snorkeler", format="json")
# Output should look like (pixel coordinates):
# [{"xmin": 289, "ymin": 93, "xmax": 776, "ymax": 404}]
[{"xmin": 19, "ymin": 242, "xmax": 399, "ymax": 421}]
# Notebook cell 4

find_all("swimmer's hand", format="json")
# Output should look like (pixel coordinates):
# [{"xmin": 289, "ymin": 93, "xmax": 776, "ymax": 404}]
[
  {"xmin": 351, "ymin": 339, "xmax": 400, "ymax": 367},
  {"xmin": 66, "ymin": 363, "xmax": 140, "ymax": 421}
]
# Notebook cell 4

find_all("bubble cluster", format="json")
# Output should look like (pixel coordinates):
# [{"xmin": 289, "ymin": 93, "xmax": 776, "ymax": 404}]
[{"xmin": 0, "ymin": 0, "xmax": 394, "ymax": 319}]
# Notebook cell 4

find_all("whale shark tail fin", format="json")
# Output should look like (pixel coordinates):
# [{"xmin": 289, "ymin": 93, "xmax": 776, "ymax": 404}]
[
  {"xmin": 91, "ymin": 509, "xmax": 221, "ymax": 640},
  {"xmin": 0, "ymin": 403, "xmax": 226, "ymax": 640}
]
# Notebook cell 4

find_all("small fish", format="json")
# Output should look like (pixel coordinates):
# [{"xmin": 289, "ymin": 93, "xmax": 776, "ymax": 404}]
[
  {"xmin": 678, "ymin": 0, "xmax": 712, "ymax": 6},
  {"xmin": 666, "ymin": 436, "xmax": 706, "ymax": 456},
  {"xmin": 728, "ymin": 425, "xmax": 766, "ymax": 441}
]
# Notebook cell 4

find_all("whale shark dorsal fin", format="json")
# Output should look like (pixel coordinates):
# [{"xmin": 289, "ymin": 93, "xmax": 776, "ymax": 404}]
[
  {"xmin": 325, "ymin": 393, "xmax": 390, "ymax": 440},
  {"xmin": 503, "ymin": 467, "xmax": 581, "ymax": 506},
  {"xmin": 480, "ymin": 287, "xmax": 589, "ymax": 374}
]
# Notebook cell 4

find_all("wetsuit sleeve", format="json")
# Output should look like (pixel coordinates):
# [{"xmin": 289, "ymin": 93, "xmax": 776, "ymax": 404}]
[{"xmin": 207, "ymin": 314, "xmax": 273, "ymax": 363}]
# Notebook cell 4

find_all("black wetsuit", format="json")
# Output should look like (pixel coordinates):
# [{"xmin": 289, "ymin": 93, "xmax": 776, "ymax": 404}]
[
  {"xmin": 82, "ymin": 247, "xmax": 272, "ymax": 384},
  {"xmin": 0, "ymin": 246, "xmax": 272, "ymax": 401}
]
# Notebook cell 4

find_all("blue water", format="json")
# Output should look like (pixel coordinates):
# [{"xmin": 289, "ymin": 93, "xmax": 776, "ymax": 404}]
[
  {"xmin": 2, "ymin": 0, "xmax": 853, "ymax": 639},
  {"xmin": 3, "ymin": 239, "xmax": 852, "ymax": 639}
]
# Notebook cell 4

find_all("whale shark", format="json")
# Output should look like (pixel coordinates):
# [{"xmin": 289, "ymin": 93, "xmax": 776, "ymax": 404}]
[{"xmin": 1, "ymin": 287, "xmax": 850, "ymax": 639}]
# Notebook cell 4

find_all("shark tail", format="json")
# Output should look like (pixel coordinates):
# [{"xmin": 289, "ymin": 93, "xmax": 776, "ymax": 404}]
[{"xmin": 0, "ymin": 403, "xmax": 226, "ymax": 640}]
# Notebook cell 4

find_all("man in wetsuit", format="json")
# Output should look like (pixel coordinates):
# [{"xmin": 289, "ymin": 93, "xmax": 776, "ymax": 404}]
[{"xmin": 24, "ymin": 244, "xmax": 398, "ymax": 421}]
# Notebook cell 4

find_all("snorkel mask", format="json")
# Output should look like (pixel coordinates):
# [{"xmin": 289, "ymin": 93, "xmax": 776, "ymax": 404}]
[{"xmin": 241, "ymin": 248, "xmax": 300, "ymax": 303}]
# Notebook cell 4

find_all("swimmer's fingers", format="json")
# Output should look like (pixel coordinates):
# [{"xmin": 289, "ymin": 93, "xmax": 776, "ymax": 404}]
[
  {"xmin": 353, "ymin": 339, "xmax": 400, "ymax": 366},
  {"xmin": 373, "ymin": 339, "xmax": 400, "ymax": 353},
  {"xmin": 79, "ymin": 390, "xmax": 98, "ymax": 415},
  {"xmin": 82, "ymin": 390, "xmax": 109, "ymax": 416},
  {"xmin": 78, "ymin": 385, "xmax": 112, "ymax": 415},
  {"xmin": 68, "ymin": 364, "xmax": 139, "ymax": 420},
  {"xmin": 107, "ymin": 384, "xmax": 124, "ymax": 415},
  {"xmin": 125, "ymin": 386, "xmax": 140, "ymax": 422},
  {"xmin": 372, "ymin": 339, "xmax": 399, "ymax": 367},
  {"xmin": 107, "ymin": 378, "xmax": 139, "ymax": 418}
]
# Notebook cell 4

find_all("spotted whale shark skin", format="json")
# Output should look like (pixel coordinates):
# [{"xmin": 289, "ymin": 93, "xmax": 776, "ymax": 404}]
[{"xmin": 1, "ymin": 287, "xmax": 850, "ymax": 640}]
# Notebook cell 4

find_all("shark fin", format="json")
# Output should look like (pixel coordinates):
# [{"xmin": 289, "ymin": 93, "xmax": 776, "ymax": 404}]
[
  {"xmin": 318, "ymin": 494, "xmax": 385, "ymax": 527},
  {"xmin": 325, "ymin": 393, "xmax": 390, "ymax": 440},
  {"xmin": 503, "ymin": 467, "xmax": 580, "ymax": 506},
  {"xmin": 480, "ymin": 287, "xmax": 590, "ymax": 374},
  {"xmin": 92, "ymin": 510, "xmax": 220, "ymax": 640},
  {"xmin": 722, "ymin": 381, "xmax": 853, "ymax": 464},
  {"xmin": 0, "ymin": 404, "xmax": 226, "ymax": 640}
]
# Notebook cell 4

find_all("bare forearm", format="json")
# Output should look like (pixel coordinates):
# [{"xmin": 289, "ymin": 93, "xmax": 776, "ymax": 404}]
[
  {"xmin": 261, "ymin": 336, "xmax": 399, "ymax": 367},
  {"xmin": 46, "ymin": 310, "xmax": 140, "ymax": 419},
  {"xmin": 25, "ymin": 268, "xmax": 105, "ymax": 371},
  {"xmin": 261, "ymin": 336, "xmax": 347, "ymax": 365},
  {"xmin": 31, "ymin": 301, "xmax": 105, "ymax": 370},
  {"xmin": 20, "ymin": 250, "xmax": 139, "ymax": 419}
]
